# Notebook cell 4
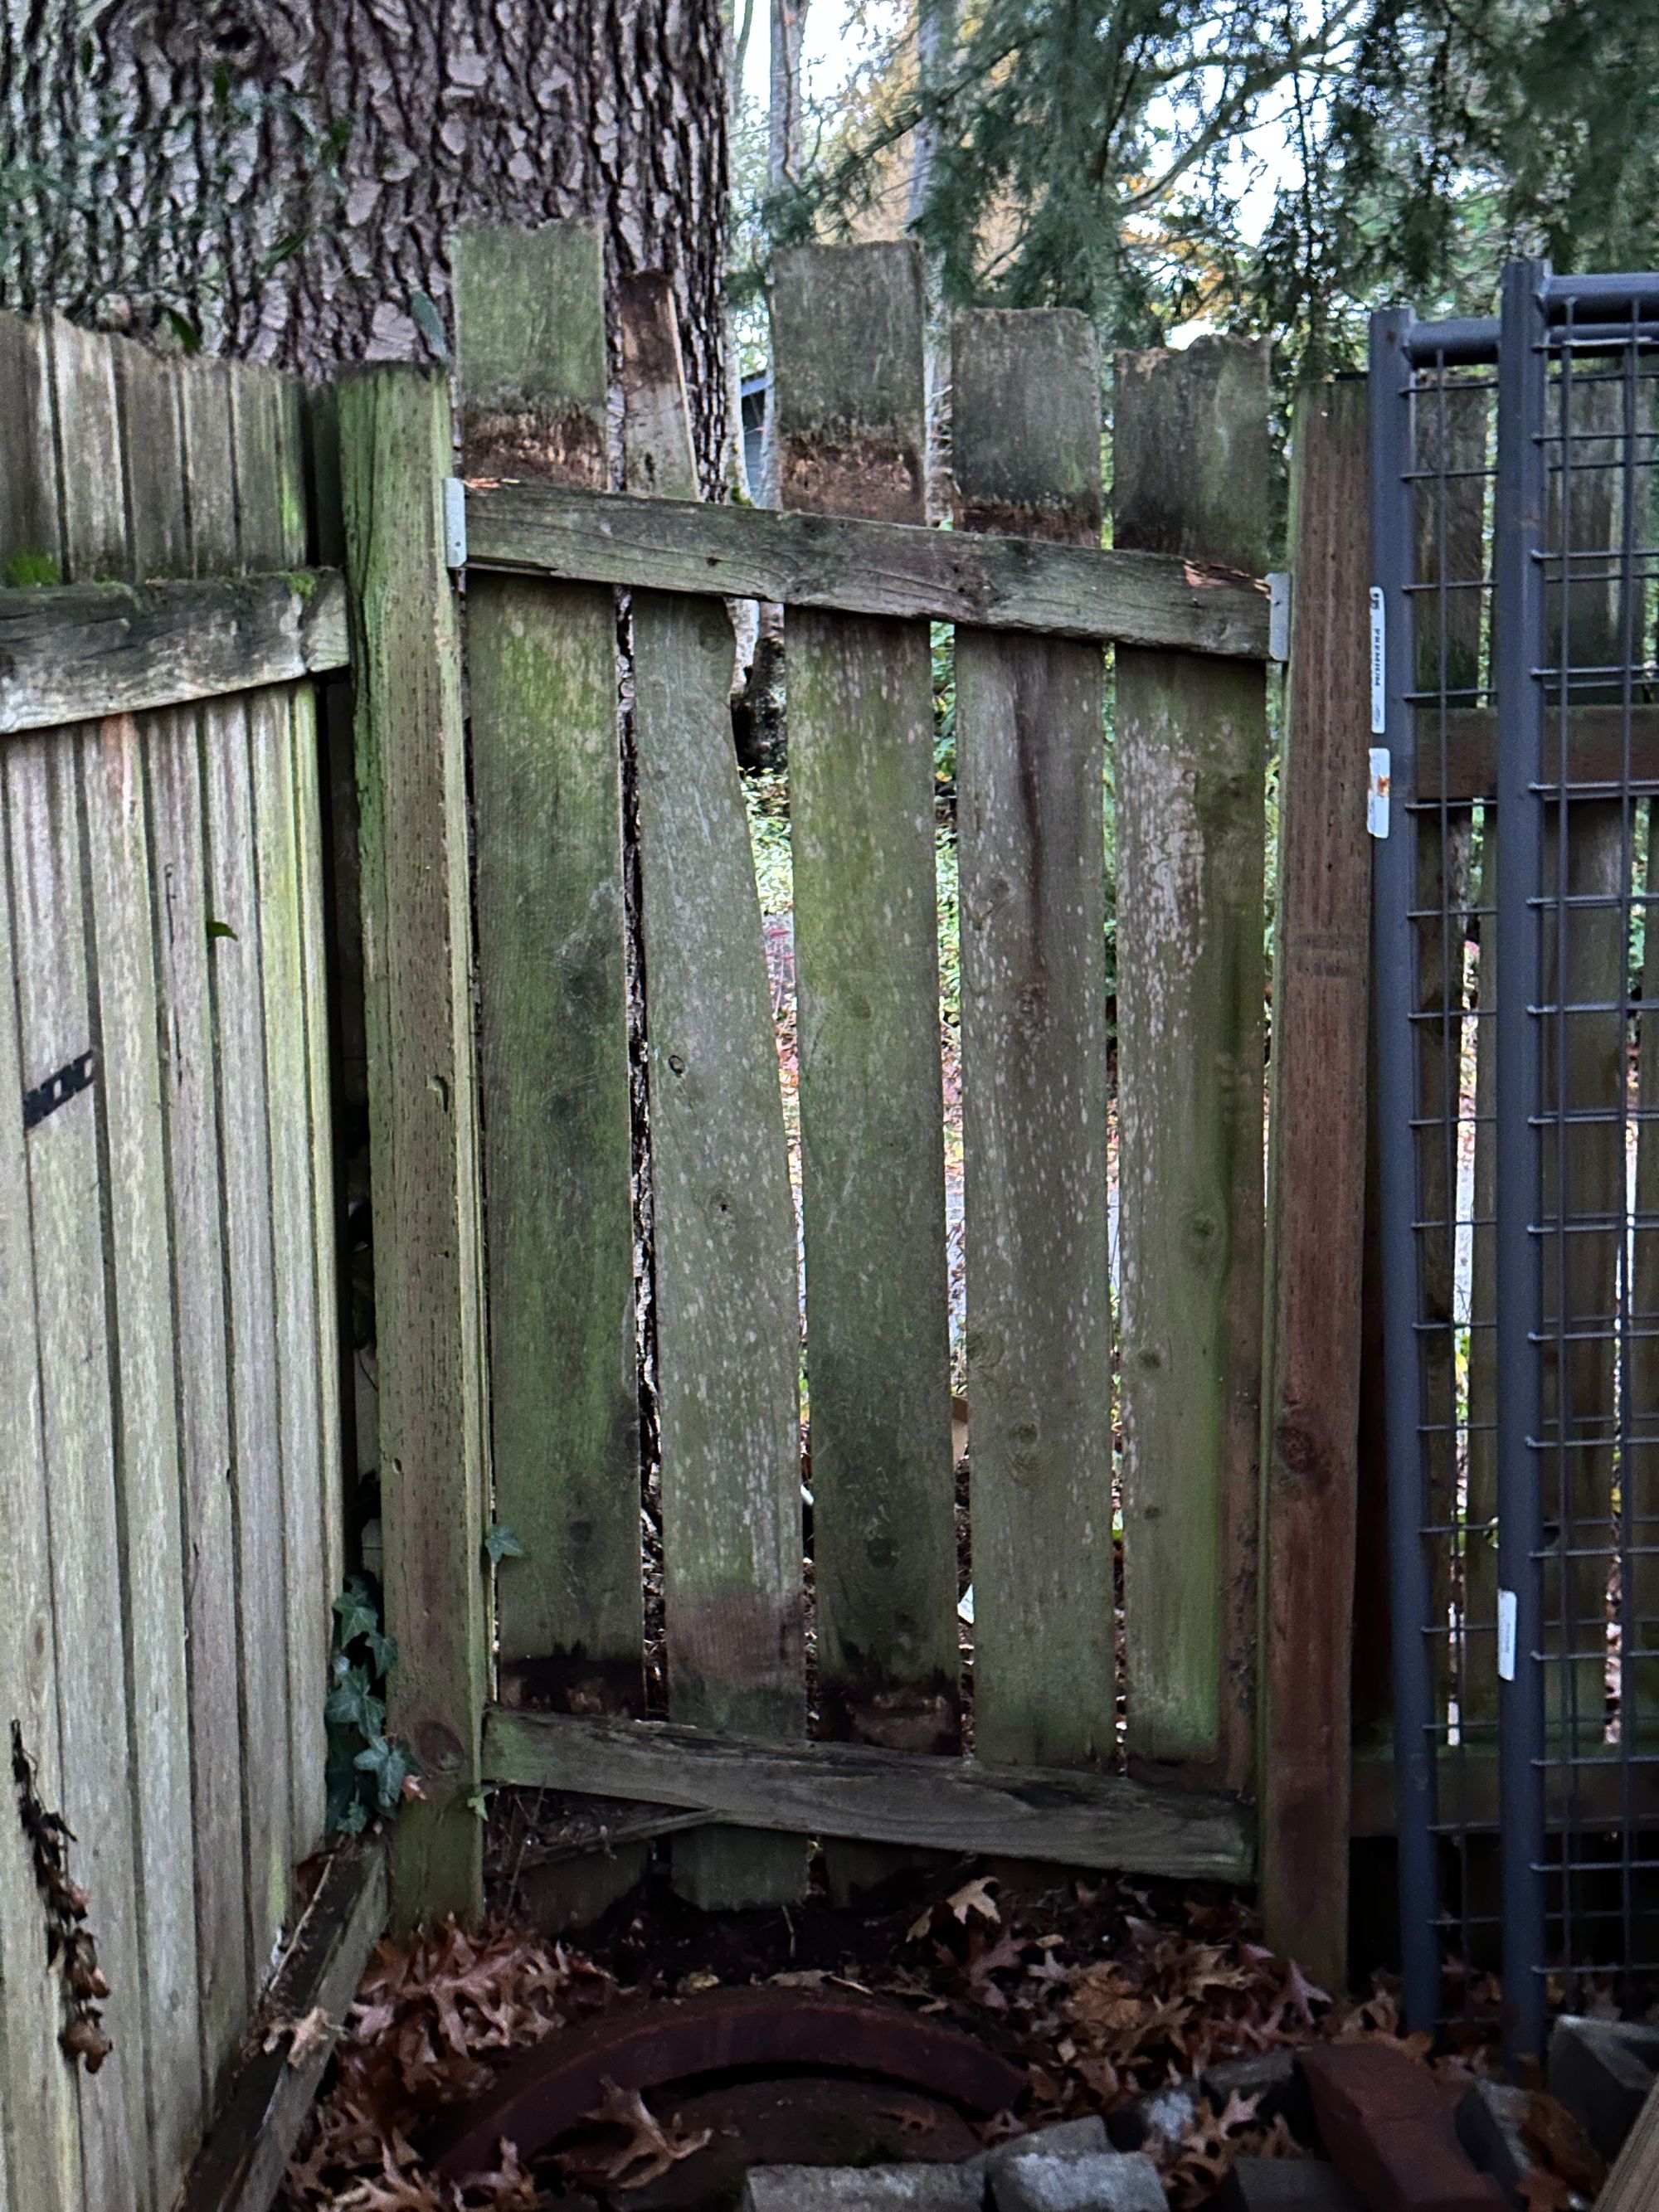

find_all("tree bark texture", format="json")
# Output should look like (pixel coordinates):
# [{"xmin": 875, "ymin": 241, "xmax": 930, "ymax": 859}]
[{"xmin": 0, "ymin": 0, "xmax": 733, "ymax": 489}]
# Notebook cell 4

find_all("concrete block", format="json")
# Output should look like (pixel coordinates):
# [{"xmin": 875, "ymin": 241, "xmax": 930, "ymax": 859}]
[
  {"xmin": 1106, "ymin": 2085, "xmax": 1197, "ymax": 2151},
  {"xmin": 744, "ymin": 2163, "xmax": 987, "ymax": 2212},
  {"xmin": 1109, "ymin": 2049, "xmax": 1313, "ymax": 2152},
  {"xmin": 1454, "ymin": 2080, "xmax": 1538, "ymax": 2209},
  {"xmin": 1547, "ymin": 2015, "xmax": 1659, "ymax": 2164},
  {"xmin": 987, "ymin": 2118, "xmax": 1111, "ymax": 2173},
  {"xmin": 990, "ymin": 2149, "xmax": 1165, "ymax": 2212},
  {"xmin": 1216, "ymin": 2157, "xmax": 1362, "ymax": 2210}
]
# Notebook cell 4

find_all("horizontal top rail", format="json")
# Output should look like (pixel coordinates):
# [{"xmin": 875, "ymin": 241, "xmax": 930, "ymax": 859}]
[
  {"xmin": 462, "ymin": 478, "xmax": 1272, "ymax": 659},
  {"xmin": 0, "ymin": 570, "xmax": 348, "ymax": 737}
]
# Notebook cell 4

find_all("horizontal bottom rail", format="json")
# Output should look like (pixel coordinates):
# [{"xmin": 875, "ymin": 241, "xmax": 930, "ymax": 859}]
[{"xmin": 484, "ymin": 1707, "xmax": 1255, "ymax": 1884}]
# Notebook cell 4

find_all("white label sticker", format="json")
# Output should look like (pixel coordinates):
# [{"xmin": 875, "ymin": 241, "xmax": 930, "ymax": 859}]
[
  {"xmin": 1497, "ymin": 1587, "xmax": 1518, "ymax": 1681},
  {"xmin": 1267, "ymin": 571, "xmax": 1291, "ymax": 664},
  {"xmin": 1369, "ymin": 586, "xmax": 1387, "ymax": 735},
  {"xmin": 1367, "ymin": 747, "xmax": 1391, "ymax": 839},
  {"xmin": 443, "ymin": 475, "xmax": 468, "ymax": 570}
]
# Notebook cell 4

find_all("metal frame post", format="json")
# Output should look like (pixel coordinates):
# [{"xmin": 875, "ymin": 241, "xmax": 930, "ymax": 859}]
[
  {"xmin": 1370, "ymin": 304, "xmax": 1445, "ymax": 2032},
  {"xmin": 1494, "ymin": 256, "xmax": 1551, "ymax": 2066}
]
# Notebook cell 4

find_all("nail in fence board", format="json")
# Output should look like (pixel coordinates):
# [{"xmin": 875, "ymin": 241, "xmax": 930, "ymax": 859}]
[
  {"xmin": 634, "ymin": 585, "xmax": 809, "ymax": 1909},
  {"xmin": 1258, "ymin": 382, "xmax": 1370, "ymax": 1992},
  {"xmin": 453, "ymin": 227, "xmax": 644, "ymax": 1757},
  {"xmin": 1116, "ymin": 336, "xmax": 1269, "ymax": 1786},
  {"xmin": 771, "ymin": 246, "xmax": 959, "ymax": 1894},
  {"xmin": 338, "ymin": 365, "xmax": 489, "ymax": 1923},
  {"xmin": 952, "ymin": 309, "xmax": 1115, "ymax": 1769}
]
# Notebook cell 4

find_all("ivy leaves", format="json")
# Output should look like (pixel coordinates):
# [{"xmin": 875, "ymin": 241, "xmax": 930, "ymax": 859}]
[{"xmin": 325, "ymin": 1575, "xmax": 418, "ymax": 1835}]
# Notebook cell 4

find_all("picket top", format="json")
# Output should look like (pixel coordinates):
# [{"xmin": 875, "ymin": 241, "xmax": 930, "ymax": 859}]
[
  {"xmin": 770, "ymin": 241, "xmax": 927, "ymax": 522},
  {"xmin": 952, "ymin": 309, "xmax": 1102, "ymax": 542},
  {"xmin": 451, "ymin": 221, "xmax": 608, "ymax": 485}
]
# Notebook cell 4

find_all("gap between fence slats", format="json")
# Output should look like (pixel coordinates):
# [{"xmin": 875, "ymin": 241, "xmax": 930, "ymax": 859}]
[
  {"xmin": 773, "ymin": 243, "xmax": 959, "ymax": 1903},
  {"xmin": 1116, "ymin": 336, "xmax": 1270, "ymax": 1790},
  {"xmin": 954, "ymin": 309, "xmax": 1115, "ymax": 1771}
]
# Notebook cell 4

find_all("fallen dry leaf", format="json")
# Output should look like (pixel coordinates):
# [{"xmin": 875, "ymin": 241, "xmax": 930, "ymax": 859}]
[
  {"xmin": 286, "ymin": 2006, "xmax": 337, "ymax": 2069},
  {"xmin": 559, "ymin": 2078, "xmax": 715, "ymax": 2190}
]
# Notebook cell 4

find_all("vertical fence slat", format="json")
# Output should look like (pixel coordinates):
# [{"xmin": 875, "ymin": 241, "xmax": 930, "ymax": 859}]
[
  {"xmin": 617, "ymin": 270, "xmax": 807, "ymax": 1908},
  {"xmin": 80, "ymin": 705, "xmax": 203, "ymax": 2200},
  {"xmin": 952, "ymin": 309, "xmax": 1114, "ymax": 1769},
  {"xmin": 1258, "ymin": 381, "xmax": 1370, "ymax": 1991},
  {"xmin": 454, "ymin": 226, "xmax": 644, "ymax": 1753},
  {"xmin": 0, "ymin": 310, "xmax": 62, "ymax": 580},
  {"xmin": 635, "ymin": 582, "xmax": 810, "ymax": 1907},
  {"xmin": 290, "ymin": 681, "xmax": 347, "ymax": 1660},
  {"xmin": 192, "ymin": 367, "xmax": 292, "ymax": 1986},
  {"xmin": 1116, "ymin": 336, "xmax": 1270, "ymax": 1787},
  {"xmin": 4, "ymin": 732, "xmax": 146, "ymax": 2210},
  {"xmin": 0, "ymin": 372, "xmax": 81, "ymax": 2207},
  {"xmin": 36, "ymin": 317, "xmax": 154, "ymax": 2205},
  {"xmin": 160, "ymin": 360, "xmax": 249, "ymax": 2091},
  {"xmin": 771, "ymin": 245, "xmax": 958, "ymax": 1898},
  {"xmin": 146, "ymin": 693, "xmax": 249, "ymax": 2086},
  {"xmin": 254, "ymin": 679, "xmax": 332, "ymax": 1863},
  {"xmin": 339, "ymin": 364, "xmax": 489, "ymax": 1924},
  {"xmin": 240, "ymin": 363, "xmax": 333, "ymax": 1860}
]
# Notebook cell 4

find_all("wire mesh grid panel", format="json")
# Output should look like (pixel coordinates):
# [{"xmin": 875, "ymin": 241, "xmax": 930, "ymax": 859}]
[{"xmin": 1374, "ymin": 268, "xmax": 1659, "ymax": 2059}]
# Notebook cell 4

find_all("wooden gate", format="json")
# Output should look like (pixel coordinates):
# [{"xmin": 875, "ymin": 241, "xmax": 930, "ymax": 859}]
[{"xmin": 339, "ymin": 223, "xmax": 1283, "ymax": 1929}]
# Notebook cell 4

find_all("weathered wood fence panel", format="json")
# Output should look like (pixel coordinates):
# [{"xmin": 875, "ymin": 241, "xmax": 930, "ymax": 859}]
[
  {"xmin": 0, "ymin": 309, "xmax": 342, "ymax": 2212},
  {"xmin": 349, "ymin": 223, "xmax": 1289, "ymax": 1933}
]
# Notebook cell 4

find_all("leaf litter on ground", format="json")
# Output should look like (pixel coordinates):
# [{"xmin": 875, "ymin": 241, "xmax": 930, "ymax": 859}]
[{"xmin": 281, "ymin": 1858, "xmax": 1585, "ymax": 2210}]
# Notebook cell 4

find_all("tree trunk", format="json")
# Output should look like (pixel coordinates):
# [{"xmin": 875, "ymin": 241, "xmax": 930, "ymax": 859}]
[
  {"xmin": 767, "ymin": 0, "xmax": 806, "ymax": 192},
  {"xmin": 0, "ymin": 0, "xmax": 733, "ymax": 488}
]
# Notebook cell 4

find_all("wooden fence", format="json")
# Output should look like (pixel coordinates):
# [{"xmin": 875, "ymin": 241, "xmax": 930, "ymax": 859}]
[
  {"xmin": 340, "ymin": 226, "xmax": 1369, "ymax": 1950},
  {"xmin": 0, "ymin": 232, "xmax": 1391, "ymax": 2205},
  {"xmin": 0, "ymin": 311, "xmax": 343, "ymax": 2212}
]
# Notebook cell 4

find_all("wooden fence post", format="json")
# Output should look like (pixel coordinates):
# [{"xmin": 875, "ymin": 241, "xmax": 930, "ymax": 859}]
[
  {"xmin": 1116, "ymin": 337, "xmax": 1271, "ymax": 1791},
  {"xmin": 1258, "ymin": 379, "xmax": 1371, "ymax": 1989},
  {"xmin": 338, "ymin": 365, "xmax": 489, "ymax": 1925}
]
